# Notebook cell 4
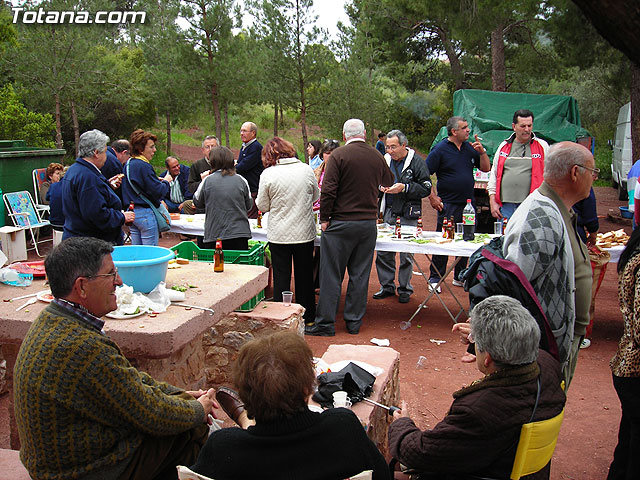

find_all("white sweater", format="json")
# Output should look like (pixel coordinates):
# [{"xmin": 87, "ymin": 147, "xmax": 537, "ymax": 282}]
[{"xmin": 256, "ymin": 157, "xmax": 320, "ymax": 244}]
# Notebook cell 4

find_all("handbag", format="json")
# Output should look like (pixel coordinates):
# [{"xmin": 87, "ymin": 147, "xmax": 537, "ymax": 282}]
[
  {"xmin": 125, "ymin": 161, "xmax": 171, "ymax": 232},
  {"xmin": 312, "ymin": 362, "xmax": 375, "ymax": 408}
]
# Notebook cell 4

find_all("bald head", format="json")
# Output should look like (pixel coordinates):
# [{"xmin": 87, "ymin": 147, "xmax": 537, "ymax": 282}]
[{"xmin": 544, "ymin": 141, "xmax": 595, "ymax": 206}]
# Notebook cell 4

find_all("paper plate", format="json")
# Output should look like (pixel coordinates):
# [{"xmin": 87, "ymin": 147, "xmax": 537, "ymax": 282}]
[
  {"xmin": 105, "ymin": 310, "xmax": 146, "ymax": 320},
  {"xmin": 36, "ymin": 290, "xmax": 54, "ymax": 303}
]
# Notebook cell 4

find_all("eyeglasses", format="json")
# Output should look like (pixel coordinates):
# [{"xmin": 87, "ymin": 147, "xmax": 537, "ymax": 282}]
[
  {"xmin": 385, "ymin": 144, "xmax": 401, "ymax": 151},
  {"xmin": 84, "ymin": 268, "xmax": 119, "ymax": 281},
  {"xmin": 574, "ymin": 164, "xmax": 600, "ymax": 179},
  {"xmin": 323, "ymin": 139, "xmax": 339, "ymax": 148}
]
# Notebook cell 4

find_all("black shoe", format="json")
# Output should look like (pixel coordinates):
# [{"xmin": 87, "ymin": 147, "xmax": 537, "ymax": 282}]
[
  {"xmin": 305, "ymin": 324, "xmax": 335, "ymax": 337},
  {"xmin": 372, "ymin": 288, "xmax": 395, "ymax": 300},
  {"xmin": 398, "ymin": 293, "xmax": 410, "ymax": 303}
]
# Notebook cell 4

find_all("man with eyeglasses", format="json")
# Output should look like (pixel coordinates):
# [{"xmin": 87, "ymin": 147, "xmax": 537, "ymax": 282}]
[
  {"xmin": 14, "ymin": 237, "xmax": 219, "ymax": 480},
  {"xmin": 237, "ymin": 121, "xmax": 264, "ymax": 219},
  {"xmin": 487, "ymin": 109, "xmax": 550, "ymax": 220},
  {"xmin": 503, "ymin": 141, "xmax": 594, "ymax": 389},
  {"xmin": 373, "ymin": 130, "xmax": 431, "ymax": 303}
]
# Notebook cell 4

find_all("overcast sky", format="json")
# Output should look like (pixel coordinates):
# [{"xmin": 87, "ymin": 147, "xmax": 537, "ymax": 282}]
[{"xmin": 240, "ymin": 0, "xmax": 351, "ymax": 39}]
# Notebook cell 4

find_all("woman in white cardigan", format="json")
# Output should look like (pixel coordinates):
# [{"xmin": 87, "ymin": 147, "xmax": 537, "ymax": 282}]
[{"xmin": 256, "ymin": 137, "xmax": 320, "ymax": 325}]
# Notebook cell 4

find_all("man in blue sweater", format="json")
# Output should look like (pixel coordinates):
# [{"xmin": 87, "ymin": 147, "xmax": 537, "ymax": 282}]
[
  {"xmin": 237, "ymin": 122, "xmax": 263, "ymax": 218},
  {"xmin": 62, "ymin": 129, "xmax": 135, "ymax": 245}
]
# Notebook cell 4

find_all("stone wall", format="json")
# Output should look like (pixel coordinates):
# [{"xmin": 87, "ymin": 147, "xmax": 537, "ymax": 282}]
[{"xmin": 131, "ymin": 301, "xmax": 305, "ymax": 390}]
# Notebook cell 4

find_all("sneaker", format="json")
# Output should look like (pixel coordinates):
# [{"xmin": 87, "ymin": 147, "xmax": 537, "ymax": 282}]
[
  {"xmin": 580, "ymin": 338, "xmax": 591, "ymax": 349},
  {"xmin": 452, "ymin": 278, "xmax": 464, "ymax": 287},
  {"xmin": 428, "ymin": 282, "xmax": 441, "ymax": 294}
]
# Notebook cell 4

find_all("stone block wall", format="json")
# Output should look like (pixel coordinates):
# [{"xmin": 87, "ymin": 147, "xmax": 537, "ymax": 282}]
[{"xmin": 131, "ymin": 301, "xmax": 305, "ymax": 390}]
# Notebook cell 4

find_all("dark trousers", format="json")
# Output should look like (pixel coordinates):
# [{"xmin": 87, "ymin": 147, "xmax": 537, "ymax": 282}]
[
  {"xmin": 608, "ymin": 374, "xmax": 640, "ymax": 480},
  {"xmin": 247, "ymin": 192, "xmax": 259, "ymax": 219},
  {"xmin": 429, "ymin": 202, "xmax": 468, "ymax": 283},
  {"xmin": 315, "ymin": 220, "xmax": 377, "ymax": 333},
  {"xmin": 270, "ymin": 241, "xmax": 316, "ymax": 323},
  {"xmin": 201, "ymin": 237, "xmax": 249, "ymax": 251},
  {"xmin": 117, "ymin": 392, "xmax": 209, "ymax": 480}
]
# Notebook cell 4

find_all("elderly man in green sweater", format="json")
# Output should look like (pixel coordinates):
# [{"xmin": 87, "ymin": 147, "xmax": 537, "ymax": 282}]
[{"xmin": 14, "ymin": 237, "xmax": 218, "ymax": 480}]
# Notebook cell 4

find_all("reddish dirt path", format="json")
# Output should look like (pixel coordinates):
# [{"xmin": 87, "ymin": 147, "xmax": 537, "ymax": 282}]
[{"xmin": 0, "ymin": 186, "xmax": 630, "ymax": 479}]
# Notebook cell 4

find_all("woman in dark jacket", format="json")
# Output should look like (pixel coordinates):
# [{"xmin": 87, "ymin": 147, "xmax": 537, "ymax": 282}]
[
  {"xmin": 122, "ymin": 129, "xmax": 170, "ymax": 245},
  {"xmin": 607, "ymin": 227, "xmax": 640, "ymax": 480},
  {"xmin": 389, "ymin": 295, "xmax": 566, "ymax": 480}
]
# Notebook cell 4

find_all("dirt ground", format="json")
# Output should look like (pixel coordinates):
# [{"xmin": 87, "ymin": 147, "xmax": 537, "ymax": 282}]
[{"xmin": 0, "ymin": 185, "xmax": 631, "ymax": 479}]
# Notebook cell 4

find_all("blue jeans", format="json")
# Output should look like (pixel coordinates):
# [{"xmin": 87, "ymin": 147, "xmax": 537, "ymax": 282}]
[
  {"xmin": 500, "ymin": 202, "xmax": 520, "ymax": 220},
  {"xmin": 130, "ymin": 206, "xmax": 159, "ymax": 245}
]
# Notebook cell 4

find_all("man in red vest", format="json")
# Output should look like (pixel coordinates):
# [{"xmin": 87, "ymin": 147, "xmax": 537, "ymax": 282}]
[{"xmin": 487, "ymin": 109, "xmax": 549, "ymax": 219}]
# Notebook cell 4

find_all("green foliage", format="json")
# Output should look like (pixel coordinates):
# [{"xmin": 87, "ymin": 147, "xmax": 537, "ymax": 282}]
[
  {"xmin": 593, "ymin": 144, "xmax": 613, "ymax": 184},
  {"xmin": 0, "ymin": 84, "xmax": 56, "ymax": 147}
]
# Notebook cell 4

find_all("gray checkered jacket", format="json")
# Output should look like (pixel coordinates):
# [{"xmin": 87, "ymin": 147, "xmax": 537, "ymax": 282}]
[{"xmin": 503, "ymin": 189, "xmax": 575, "ymax": 364}]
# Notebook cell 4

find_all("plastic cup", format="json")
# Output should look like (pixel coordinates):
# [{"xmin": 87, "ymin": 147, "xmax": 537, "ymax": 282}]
[
  {"xmin": 282, "ymin": 291, "xmax": 293, "ymax": 306},
  {"xmin": 494, "ymin": 221, "xmax": 503, "ymax": 235},
  {"xmin": 456, "ymin": 223, "xmax": 463, "ymax": 235},
  {"xmin": 333, "ymin": 391, "xmax": 350, "ymax": 408}
]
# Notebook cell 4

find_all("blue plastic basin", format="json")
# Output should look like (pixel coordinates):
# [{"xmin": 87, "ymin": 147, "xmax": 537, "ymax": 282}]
[
  {"xmin": 619, "ymin": 206, "xmax": 633, "ymax": 219},
  {"xmin": 111, "ymin": 245, "xmax": 175, "ymax": 293}
]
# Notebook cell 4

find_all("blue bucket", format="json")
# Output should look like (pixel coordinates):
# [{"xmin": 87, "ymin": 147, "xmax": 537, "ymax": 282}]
[{"xmin": 111, "ymin": 245, "xmax": 175, "ymax": 293}]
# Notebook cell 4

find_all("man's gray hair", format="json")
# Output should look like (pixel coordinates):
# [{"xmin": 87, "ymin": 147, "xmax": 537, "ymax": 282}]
[
  {"xmin": 446, "ymin": 116, "xmax": 465, "ymax": 136},
  {"xmin": 544, "ymin": 141, "xmax": 590, "ymax": 183},
  {"xmin": 45, "ymin": 237, "xmax": 114, "ymax": 299},
  {"xmin": 202, "ymin": 135, "xmax": 219, "ymax": 147},
  {"xmin": 470, "ymin": 295, "xmax": 540, "ymax": 366},
  {"xmin": 343, "ymin": 119, "xmax": 365, "ymax": 140},
  {"xmin": 387, "ymin": 129, "xmax": 408, "ymax": 146},
  {"xmin": 78, "ymin": 129, "xmax": 109, "ymax": 159}
]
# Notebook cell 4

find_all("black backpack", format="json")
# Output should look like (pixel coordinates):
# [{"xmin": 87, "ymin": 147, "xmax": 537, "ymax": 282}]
[{"xmin": 459, "ymin": 236, "xmax": 559, "ymax": 361}]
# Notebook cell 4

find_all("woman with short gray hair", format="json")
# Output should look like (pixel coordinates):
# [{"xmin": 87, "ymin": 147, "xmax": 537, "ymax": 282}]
[{"xmin": 388, "ymin": 295, "xmax": 565, "ymax": 479}]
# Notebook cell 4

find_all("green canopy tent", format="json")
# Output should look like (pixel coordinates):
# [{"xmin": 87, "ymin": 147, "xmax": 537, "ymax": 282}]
[{"xmin": 431, "ymin": 89, "xmax": 591, "ymax": 157}]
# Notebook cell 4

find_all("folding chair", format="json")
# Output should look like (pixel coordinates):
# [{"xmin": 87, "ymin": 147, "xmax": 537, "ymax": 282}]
[
  {"xmin": 32, "ymin": 168, "xmax": 50, "ymax": 218},
  {"xmin": 510, "ymin": 408, "xmax": 565, "ymax": 479},
  {"xmin": 3, "ymin": 190, "xmax": 52, "ymax": 257}
]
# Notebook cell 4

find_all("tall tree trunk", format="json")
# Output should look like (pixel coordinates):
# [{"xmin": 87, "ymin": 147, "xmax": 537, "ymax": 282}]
[
  {"xmin": 279, "ymin": 104, "xmax": 284, "ymax": 129},
  {"xmin": 210, "ymin": 83, "xmax": 222, "ymax": 140},
  {"xmin": 54, "ymin": 92, "xmax": 63, "ymax": 149},
  {"xmin": 273, "ymin": 102, "xmax": 279, "ymax": 137},
  {"xmin": 70, "ymin": 99, "xmax": 79, "ymax": 157},
  {"xmin": 436, "ymin": 26, "xmax": 465, "ymax": 91},
  {"xmin": 491, "ymin": 26, "xmax": 506, "ymax": 92},
  {"xmin": 166, "ymin": 110, "xmax": 172, "ymax": 155},
  {"xmin": 224, "ymin": 101, "xmax": 230, "ymax": 147},
  {"xmin": 631, "ymin": 63, "xmax": 640, "ymax": 165}
]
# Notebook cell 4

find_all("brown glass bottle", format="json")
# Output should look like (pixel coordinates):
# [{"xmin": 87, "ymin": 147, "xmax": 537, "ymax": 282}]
[{"xmin": 214, "ymin": 239, "xmax": 224, "ymax": 272}]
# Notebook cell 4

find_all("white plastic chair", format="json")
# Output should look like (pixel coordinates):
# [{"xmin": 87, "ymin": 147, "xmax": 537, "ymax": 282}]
[
  {"xmin": 176, "ymin": 466, "xmax": 215, "ymax": 480},
  {"xmin": 3, "ymin": 190, "xmax": 52, "ymax": 257}
]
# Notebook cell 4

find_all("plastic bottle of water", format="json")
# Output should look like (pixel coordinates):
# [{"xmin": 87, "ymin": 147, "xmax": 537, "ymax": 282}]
[
  {"xmin": 462, "ymin": 199, "xmax": 476, "ymax": 241},
  {"xmin": 0, "ymin": 268, "xmax": 33, "ymax": 287}
]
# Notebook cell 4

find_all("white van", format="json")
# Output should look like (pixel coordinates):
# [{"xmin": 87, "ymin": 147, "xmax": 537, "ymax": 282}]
[{"xmin": 612, "ymin": 102, "xmax": 632, "ymax": 201}]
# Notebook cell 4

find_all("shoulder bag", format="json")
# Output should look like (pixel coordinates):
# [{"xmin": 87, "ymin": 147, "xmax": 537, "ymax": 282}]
[{"xmin": 125, "ymin": 160, "xmax": 171, "ymax": 233}]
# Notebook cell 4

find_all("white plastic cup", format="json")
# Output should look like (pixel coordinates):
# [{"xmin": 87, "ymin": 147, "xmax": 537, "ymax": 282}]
[
  {"xmin": 456, "ymin": 223, "xmax": 463, "ymax": 235},
  {"xmin": 282, "ymin": 291, "xmax": 293, "ymax": 306},
  {"xmin": 333, "ymin": 391, "xmax": 351, "ymax": 408},
  {"xmin": 494, "ymin": 221, "xmax": 503, "ymax": 235}
]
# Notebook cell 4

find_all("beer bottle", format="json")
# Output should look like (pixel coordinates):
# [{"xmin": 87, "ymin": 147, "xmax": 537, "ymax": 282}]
[
  {"xmin": 256, "ymin": 211, "xmax": 263, "ymax": 228},
  {"xmin": 214, "ymin": 239, "xmax": 224, "ymax": 272},
  {"xmin": 442, "ymin": 218, "xmax": 448, "ymax": 238},
  {"xmin": 128, "ymin": 202, "xmax": 134, "ymax": 211},
  {"xmin": 395, "ymin": 216, "xmax": 401, "ymax": 238},
  {"xmin": 416, "ymin": 216, "xmax": 423, "ymax": 237},
  {"xmin": 502, "ymin": 218, "xmax": 508, "ymax": 235}
]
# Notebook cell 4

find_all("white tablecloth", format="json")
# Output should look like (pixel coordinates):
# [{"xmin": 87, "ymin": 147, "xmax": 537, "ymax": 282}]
[{"xmin": 169, "ymin": 214, "xmax": 623, "ymax": 261}]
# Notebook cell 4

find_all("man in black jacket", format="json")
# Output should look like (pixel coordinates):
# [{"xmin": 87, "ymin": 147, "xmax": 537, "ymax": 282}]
[{"xmin": 373, "ymin": 130, "xmax": 431, "ymax": 303}]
